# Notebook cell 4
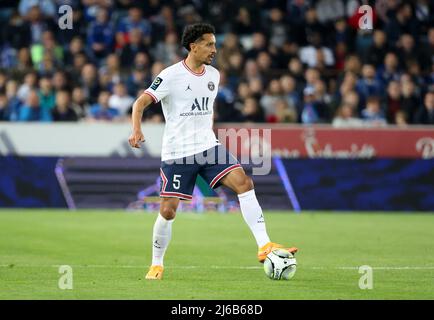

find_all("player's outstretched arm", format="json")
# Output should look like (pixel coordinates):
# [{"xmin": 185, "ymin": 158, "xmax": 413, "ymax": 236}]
[{"xmin": 128, "ymin": 92, "xmax": 154, "ymax": 148}]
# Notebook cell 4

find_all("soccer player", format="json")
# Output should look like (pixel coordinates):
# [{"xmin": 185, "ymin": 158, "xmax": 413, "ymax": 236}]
[{"xmin": 128, "ymin": 23, "xmax": 298, "ymax": 280}]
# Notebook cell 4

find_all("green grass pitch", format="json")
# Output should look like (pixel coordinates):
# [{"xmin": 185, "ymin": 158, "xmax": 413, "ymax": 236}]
[{"xmin": 0, "ymin": 209, "xmax": 433, "ymax": 300}]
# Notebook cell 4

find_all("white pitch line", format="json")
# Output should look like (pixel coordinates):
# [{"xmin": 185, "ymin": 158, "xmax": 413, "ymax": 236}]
[{"xmin": 1, "ymin": 265, "xmax": 434, "ymax": 270}]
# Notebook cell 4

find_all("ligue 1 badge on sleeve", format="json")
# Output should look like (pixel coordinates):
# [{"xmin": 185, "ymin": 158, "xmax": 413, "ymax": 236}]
[
  {"xmin": 208, "ymin": 81, "xmax": 215, "ymax": 91},
  {"xmin": 151, "ymin": 77, "xmax": 163, "ymax": 90}
]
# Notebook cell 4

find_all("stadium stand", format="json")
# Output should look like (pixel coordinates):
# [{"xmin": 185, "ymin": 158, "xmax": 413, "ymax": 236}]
[{"xmin": 0, "ymin": 0, "xmax": 432, "ymax": 126}]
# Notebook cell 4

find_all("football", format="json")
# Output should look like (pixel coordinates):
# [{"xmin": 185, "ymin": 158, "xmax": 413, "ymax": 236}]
[{"xmin": 263, "ymin": 249, "xmax": 297, "ymax": 280}]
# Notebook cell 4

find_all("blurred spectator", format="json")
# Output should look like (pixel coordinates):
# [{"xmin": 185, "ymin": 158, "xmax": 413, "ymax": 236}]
[
  {"xmin": 394, "ymin": 110, "xmax": 409, "ymax": 127},
  {"xmin": 116, "ymin": 6, "xmax": 151, "ymax": 48},
  {"xmin": 287, "ymin": 0, "xmax": 311, "ymax": 36},
  {"xmin": 0, "ymin": 93, "xmax": 9, "ymax": 121},
  {"xmin": 215, "ymin": 70, "xmax": 236, "ymax": 118},
  {"xmin": 52, "ymin": 71, "xmax": 69, "ymax": 92},
  {"xmin": 216, "ymin": 33, "xmax": 243, "ymax": 73},
  {"xmin": 241, "ymin": 97, "xmax": 265, "ymax": 123},
  {"xmin": 361, "ymin": 96, "xmax": 387, "ymax": 126},
  {"xmin": 31, "ymin": 30, "xmax": 63, "ymax": 68},
  {"xmin": 215, "ymin": 72, "xmax": 242, "ymax": 123},
  {"xmin": 108, "ymin": 83, "xmax": 134, "ymax": 115},
  {"xmin": 126, "ymin": 68, "xmax": 149, "ymax": 97},
  {"xmin": 260, "ymin": 79, "xmax": 284, "ymax": 120},
  {"xmin": 25, "ymin": 5, "xmax": 53, "ymax": 44},
  {"xmin": 120, "ymin": 28, "xmax": 148, "ymax": 67},
  {"xmin": 333, "ymin": 17, "xmax": 352, "ymax": 47},
  {"xmin": 64, "ymin": 37, "xmax": 87, "ymax": 67},
  {"xmin": 99, "ymin": 53, "xmax": 122, "ymax": 85},
  {"xmin": 5, "ymin": 80, "xmax": 22, "ymax": 121},
  {"xmin": 304, "ymin": 67, "xmax": 321, "ymax": 88},
  {"xmin": 287, "ymin": 57, "xmax": 305, "ymax": 92},
  {"xmin": 377, "ymin": 52, "xmax": 401, "ymax": 87},
  {"xmin": 233, "ymin": 82, "xmax": 251, "ymax": 115},
  {"xmin": 315, "ymin": 0, "xmax": 345, "ymax": 24},
  {"xmin": 356, "ymin": 64, "xmax": 384, "ymax": 104},
  {"xmin": 314, "ymin": 79, "xmax": 332, "ymax": 107},
  {"xmin": 414, "ymin": 92, "xmax": 434, "ymax": 125},
  {"xmin": 337, "ymin": 72, "xmax": 358, "ymax": 103},
  {"xmin": 332, "ymin": 104, "xmax": 364, "ymax": 128},
  {"xmin": 37, "ymin": 76, "xmax": 55, "ymax": 114},
  {"xmin": 386, "ymin": 80, "xmax": 402, "ymax": 122},
  {"xmin": 9, "ymin": 48, "xmax": 34, "ymax": 80},
  {"xmin": 365, "ymin": 30, "xmax": 388, "ymax": 66},
  {"xmin": 2, "ymin": 11, "xmax": 31, "ymax": 50},
  {"xmin": 52, "ymin": 91, "xmax": 78, "ymax": 122},
  {"xmin": 225, "ymin": 52, "xmax": 244, "ymax": 89},
  {"xmin": 17, "ymin": 72, "xmax": 38, "ymax": 102},
  {"xmin": 342, "ymin": 90, "xmax": 361, "ymax": 113},
  {"xmin": 266, "ymin": 8, "xmax": 288, "ymax": 49},
  {"xmin": 400, "ymin": 76, "xmax": 421, "ymax": 123},
  {"xmin": 150, "ymin": 61, "xmax": 165, "ymax": 79},
  {"xmin": 343, "ymin": 54, "xmax": 362, "ymax": 76},
  {"xmin": 79, "ymin": 63, "xmax": 100, "ymax": 104},
  {"xmin": 256, "ymin": 52, "xmax": 273, "ymax": 80},
  {"xmin": 69, "ymin": 52, "xmax": 88, "ymax": 81},
  {"xmin": 397, "ymin": 34, "xmax": 421, "ymax": 68},
  {"xmin": 334, "ymin": 42, "xmax": 347, "ymax": 72},
  {"xmin": 133, "ymin": 52, "xmax": 151, "ymax": 71},
  {"xmin": 302, "ymin": 7, "xmax": 323, "ymax": 46},
  {"xmin": 299, "ymin": 32, "xmax": 335, "ymax": 68},
  {"xmin": 268, "ymin": 99, "xmax": 298, "ymax": 123},
  {"xmin": 0, "ymin": 71, "xmax": 7, "ymax": 93},
  {"xmin": 300, "ymin": 86, "xmax": 328, "ymax": 124},
  {"xmin": 232, "ymin": 6, "xmax": 256, "ymax": 35},
  {"xmin": 71, "ymin": 86, "xmax": 89, "ymax": 119},
  {"xmin": 242, "ymin": 60, "xmax": 262, "ymax": 84},
  {"xmin": 18, "ymin": 0, "xmax": 56, "ymax": 19},
  {"xmin": 248, "ymin": 77, "xmax": 263, "ymax": 101},
  {"xmin": 88, "ymin": 91, "xmax": 119, "ymax": 121},
  {"xmin": 87, "ymin": 7, "xmax": 115, "ymax": 61},
  {"xmin": 384, "ymin": 2, "xmax": 419, "ymax": 46},
  {"xmin": 245, "ymin": 32, "xmax": 267, "ymax": 60},
  {"xmin": 18, "ymin": 89, "xmax": 51, "ymax": 121},
  {"xmin": 280, "ymin": 75, "xmax": 301, "ymax": 114},
  {"xmin": 420, "ymin": 27, "xmax": 434, "ymax": 73}
]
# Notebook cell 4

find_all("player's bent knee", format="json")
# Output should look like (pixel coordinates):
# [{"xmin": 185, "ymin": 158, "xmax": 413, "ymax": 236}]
[
  {"xmin": 160, "ymin": 205, "xmax": 176, "ymax": 220},
  {"xmin": 237, "ymin": 176, "xmax": 254, "ymax": 194}
]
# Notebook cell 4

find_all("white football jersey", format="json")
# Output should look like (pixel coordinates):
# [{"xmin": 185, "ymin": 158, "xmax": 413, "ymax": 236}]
[{"xmin": 144, "ymin": 59, "xmax": 220, "ymax": 161}]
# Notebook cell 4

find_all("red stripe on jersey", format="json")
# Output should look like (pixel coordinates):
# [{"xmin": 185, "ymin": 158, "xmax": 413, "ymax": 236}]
[
  {"xmin": 144, "ymin": 90, "xmax": 158, "ymax": 103},
  {"xmin": 182, "ymin": 59, "xmax": 205, "ymax": 76},
  {"xmin": 160, "ymin": 169, "xmax": 168, "ymax": 191},
  {"xmin": 210, "ymin": 164, "xmax": 242, "ymax": 188},
  {"xmin": 160, "ymin": 192, "xmax": 193, "ymax": 200}
]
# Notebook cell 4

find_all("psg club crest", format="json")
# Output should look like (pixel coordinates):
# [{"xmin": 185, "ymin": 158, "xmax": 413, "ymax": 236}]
[{"xmin": 208, "ymin": 81, "xmax": 215, "ymax": 91}]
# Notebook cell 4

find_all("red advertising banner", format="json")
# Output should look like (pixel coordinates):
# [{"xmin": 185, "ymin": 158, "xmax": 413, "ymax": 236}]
[{"xmin": 215, "ymin": 125, "xmax": 434, "ymax": 159}]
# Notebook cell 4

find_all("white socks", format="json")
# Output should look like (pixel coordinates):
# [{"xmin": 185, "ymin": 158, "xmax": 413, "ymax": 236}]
[
  {"xmin": 151, "ymin": 190, "xmax": 269, "ymax": 266},
  {"xmin": 151, "ymin": 213, "xmax": 174, "ymax": 266},
  {"xmin": 238, "ymin": 189, "xmax": 271, "ymax": 248}
]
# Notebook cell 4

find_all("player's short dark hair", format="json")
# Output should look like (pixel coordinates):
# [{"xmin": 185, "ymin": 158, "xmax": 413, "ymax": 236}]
[{"xmin": 181, "ymin": 23, "xmax": 215, "ymax": 51}]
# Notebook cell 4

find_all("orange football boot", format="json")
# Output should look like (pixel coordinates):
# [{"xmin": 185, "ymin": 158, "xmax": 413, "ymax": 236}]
[
  {"xmin": 145, "ymin": 265, "xmax": 164, "ymax": 280},
  {"xmin": 257, "ymin": 242, "xmax": 298, "ymax": 263}
]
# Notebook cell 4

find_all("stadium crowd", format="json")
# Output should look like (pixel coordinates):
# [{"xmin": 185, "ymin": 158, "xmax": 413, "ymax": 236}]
[{"xmin": 0, "ymin": 0, "xmax": 433, "ymax": 126}]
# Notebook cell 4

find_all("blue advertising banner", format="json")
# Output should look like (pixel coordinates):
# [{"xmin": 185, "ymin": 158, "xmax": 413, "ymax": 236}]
[
  {"xmin": 0, "ymin": 156, "xmax": 66, "ymax": 208},
  {"xmin": 281, "ymin": 159, "xmax": 434, "ymax": 211}
]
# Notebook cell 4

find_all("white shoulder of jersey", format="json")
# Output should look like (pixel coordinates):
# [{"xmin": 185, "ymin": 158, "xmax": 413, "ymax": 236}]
[
  {"xmin": 205, "ymin": 64, "xmax": 220, "ymax": 78},
  {"xmin": 144, "ymin": 63, "xmax": 181, "ymax": 103},
  {"xmin": 160, "ymin": 62, "xmax": 182, "ymax": 77}
]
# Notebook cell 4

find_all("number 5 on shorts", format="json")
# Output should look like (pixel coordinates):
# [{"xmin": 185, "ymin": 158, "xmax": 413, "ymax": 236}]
[{"xmin": 173, "ymin": 174, "xmax": 181, "ymax": 189}]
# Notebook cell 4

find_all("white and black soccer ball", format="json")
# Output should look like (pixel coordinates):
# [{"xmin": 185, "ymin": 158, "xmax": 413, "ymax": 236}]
[{"xmin": 263, "ymin": 248, "xmax": 297, "ymax": 280}]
